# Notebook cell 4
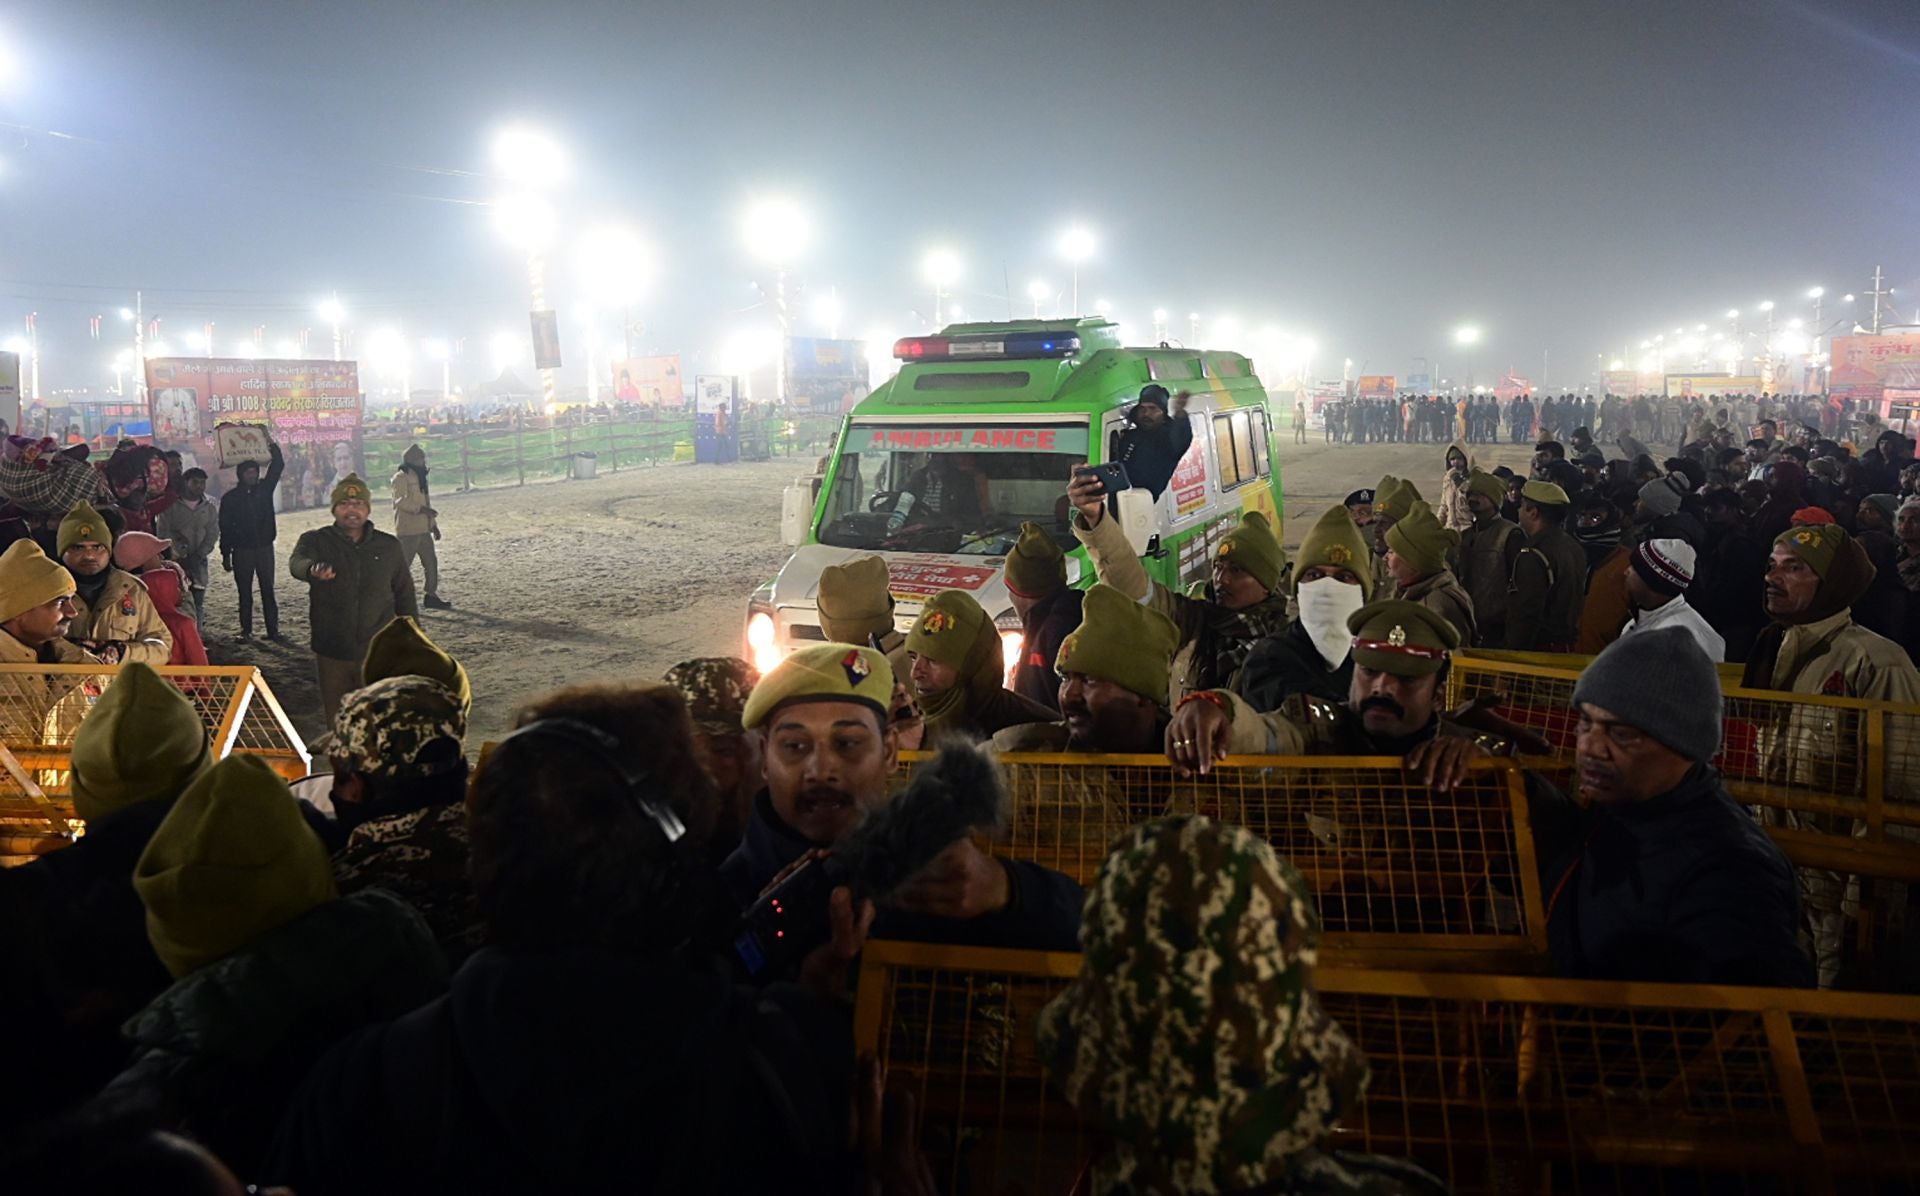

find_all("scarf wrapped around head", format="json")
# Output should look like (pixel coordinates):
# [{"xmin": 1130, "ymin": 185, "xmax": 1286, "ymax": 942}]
[
  {"xmin": 905, "ymin": 589, "xmax": 1003, "ymax": 731},
  {"xmin": 1037, "ymin": 816, "xmax": 1368, "ymax": 1193},
  {"xmin": 1741, "ymin": 524, "xmax": 1878, "ymax": 688}
]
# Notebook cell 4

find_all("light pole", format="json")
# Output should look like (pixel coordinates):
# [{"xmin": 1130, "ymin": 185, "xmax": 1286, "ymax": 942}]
[
  {"xmin": 1758, "ymin": 300, "xmax": 1776, "ymax": 390},
  {"xmin": 492, "ymin": 192, "xmax": 560, "ymax": 410},
  {"xmin": 1188, "ymin": 312, "xmax": 1201, "ymax": 346},
  {"xmin": 1452, "ymin": 324, "xmax": 1482, "ymax": 393},
  {"xmin": 1027, "ymin": 280, "xmax": 1049, "ymax": 319},
  {"xmin": 1152, "ymin": 308, "xmax": 1167, "ymax": 342},
  {"xmin": 491, "ymin": 124, "xmax": 568, "ymax": 413},
  {"xmin": 923, "ymin": 249, "xmax": 962, "ymax": 327},
  {"xmin": 318, "ymin": 295, "xmax": 346, "ymax": 362},
  {"xmin": 741, "ymin": 197, "xmax": 812, "ymax": 404},
  {"xmin": 1056, "ymin": 226, "xmax": 1095, "ymax": 315},
  {"xmin": 811, "ymin": 289, "xmax": 844, "ymax": 340},
  {"xmin": 575, "ymin": 222, "xmax": 656, "ymax": 398}
]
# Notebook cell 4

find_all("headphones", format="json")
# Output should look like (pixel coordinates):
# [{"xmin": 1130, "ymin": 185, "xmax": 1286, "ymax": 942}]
[{"xmin": 492, "ymin": 717, "xmax": 687, "ymax": 845}]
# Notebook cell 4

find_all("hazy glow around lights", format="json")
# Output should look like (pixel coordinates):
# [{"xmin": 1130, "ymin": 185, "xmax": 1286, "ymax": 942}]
[
  {"xmin": 491, "ymin": 124, "xmax": 568, "ymax": 188},
  {"xmin": 741, "ymin": 198, "xmax": 812, "ymax": 265},
  {"xmin": 492, "ymin": 193, "xmax": 558, "ymax": 252},
  {"xmin": 922, "ymin": 248, "xmax": 962, "ymax": 287},
  {"xmin": 1056, "ymin": 225, "xmax": 1096, "ymax": 262}
]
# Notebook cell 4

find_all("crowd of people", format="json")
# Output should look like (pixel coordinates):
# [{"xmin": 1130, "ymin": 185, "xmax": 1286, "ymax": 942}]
[
  {"xmin": 1, "ymin": 383, "xmax": 1914, "ymax": 1191},
  {"xmin": 1318, "ymin": 389, "xmax": 1888, "ymax": 449}
]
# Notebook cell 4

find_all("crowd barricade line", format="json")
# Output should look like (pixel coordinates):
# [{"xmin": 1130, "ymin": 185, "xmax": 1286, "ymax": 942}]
[
  {"xmin": 852, "ymin": 940, "xmax": 1920, "ymax": 1196},
  {"xmin": 904, "ymin": 752, "xmax": 1551, "ymax": 973},
  {"xmin": 0, "ymin": 664, "xmax": 309, "ymax": 863}
]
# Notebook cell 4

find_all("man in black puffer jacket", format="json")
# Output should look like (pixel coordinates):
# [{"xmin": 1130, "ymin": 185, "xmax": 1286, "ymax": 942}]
[{"xmin": 1527, "ymin": 627, "xmax": 1813, "ymax": 987}]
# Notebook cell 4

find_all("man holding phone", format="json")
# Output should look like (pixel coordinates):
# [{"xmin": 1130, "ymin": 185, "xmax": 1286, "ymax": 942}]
[{"xmin": 1115, "ymin": 384, "xmax": 1193, "ymax": 498}]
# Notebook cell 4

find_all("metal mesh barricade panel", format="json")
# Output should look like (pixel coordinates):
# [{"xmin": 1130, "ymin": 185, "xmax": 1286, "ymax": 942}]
[
  {"xmin": 854, "ymin": 943, "xmax": 1920, "ymax": 1196},
  {"xmin": 0, "ymin": 665, "xmax": 309, "ymax": 846},
  {"xmin": 904, "ymin": 753, "xmax": 1548, "ymax": 970}
]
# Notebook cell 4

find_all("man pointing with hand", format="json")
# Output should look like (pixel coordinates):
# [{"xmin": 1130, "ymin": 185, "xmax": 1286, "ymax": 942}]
[{"xmin": 291, "ymin": 474, "xmax": 417, "ymax": 725}]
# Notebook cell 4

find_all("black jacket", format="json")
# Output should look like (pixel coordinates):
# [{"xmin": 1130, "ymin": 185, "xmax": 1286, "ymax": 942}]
[
  {"xmin": 720, "ymin": 790, "xmax": 1083, "ymax": 957},
  {"xmin": 1013, "ymin": 587, "xmax": 1085, "ymax": 714},
  {"xmin": 106, "ymin": 890, "xmax": 447, "ymax": 1176},
  {"xmin": 1115, "ymin": 412, "xmax": 1195, "ymax": 499},
  {"xmin": 1527, "ymin": 765, "xmax": 1813, "ymax": 987},
  {"xmin": 1234, "ymin": 619, "xmax": 1353, "ymax": 713},
  {"xmin": 288, "ymin": 522, "xmax": 418, "ymax": 660},
  {"xmin": 265, "ymin": 944, "xmax": 855, "ymax": 1196},
  {"xmin": 0, "ymin": 798, "xmax": 175, "ymax": 1124},
  {"xmin": 216, "ymin": 442, "xmax": 283, "ymax": 552}
]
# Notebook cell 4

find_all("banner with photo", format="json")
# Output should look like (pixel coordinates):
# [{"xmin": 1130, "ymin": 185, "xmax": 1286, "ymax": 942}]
[
  {"xmin": 145, "ymin": 357, "xmax": 363, "ymax": 506},
  {"xmin": 693, "ymin": 374, "xmax": 739, "ymax": 464},
  {"xmin": 1663, "ymin": 373, "xmax": 1762, "ymax": 398},
  {"xmin": 789, "ymin": 336, "xmax": 870, "ymax": 413},
  {"xmin": 611, "ymin": 355, "xmax": 684, "ymax": 407},
  {"xmin": 1829, "ymin": 335, "xmax": 1920, "ymax": 415},
  {"xmin": 1356, "ymin": 375, "xmax": 1396, "ymax": 400}
]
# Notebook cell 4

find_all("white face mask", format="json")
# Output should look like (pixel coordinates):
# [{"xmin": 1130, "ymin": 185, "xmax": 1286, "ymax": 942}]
[{"xmin": 1296, "ymin": 576, "xmax": 1367, "ymax": 668}]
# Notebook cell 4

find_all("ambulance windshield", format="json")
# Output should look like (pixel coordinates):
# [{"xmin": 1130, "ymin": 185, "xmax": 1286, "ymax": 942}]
[{"xmin": 816, "ymin": 420, "xmax": 1088, "ymax": 555}]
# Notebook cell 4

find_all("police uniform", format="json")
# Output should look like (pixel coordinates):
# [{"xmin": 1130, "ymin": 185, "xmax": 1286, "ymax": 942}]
[{"xmin": 1504, "ymin": 481, "xmax": 1588, "ymax": 652}]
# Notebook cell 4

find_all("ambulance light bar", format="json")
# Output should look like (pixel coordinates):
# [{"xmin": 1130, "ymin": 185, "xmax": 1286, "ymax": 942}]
[{"xmin": 893, "ymin": 332, "xmax": 1081, "ymax": 362}]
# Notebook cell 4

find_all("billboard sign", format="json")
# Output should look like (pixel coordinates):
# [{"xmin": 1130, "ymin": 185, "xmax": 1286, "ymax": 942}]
[
  {"xmin": 1664, "ymin": 373, "xmax": 1762, "ymax": 398},
  {"xmin": 694, "ymin": 374, "xmax": 739, "ymax": 464},
  {"xmin": 789, "ymin": 336, "xmax": 870, "ymax": 412},
  {"xmin": 611, "ymin": 355, "xmax": 684, "ymax": 406},
  {"xmin": 530, "ymin": 310, "xmax": 562, "ymax": 371},
  {"xmin": 0, "ymin": 351, "xmax": 18, "ymax": 433},
  {"xmin": 1356, "ymin": 375, "xmax": 1396, "ymax": 400},
  {"xmin": 145, "ymin": 357, "xmax": 363, "ymax": 506},
  {"xmin": 1829, "ymin": 335, "xmax": 1920, "ymax": 409}
]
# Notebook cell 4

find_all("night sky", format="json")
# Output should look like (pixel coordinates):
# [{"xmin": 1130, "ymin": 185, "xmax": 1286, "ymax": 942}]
[{"xmin": 3, "ymin": 0, "xmax": 1916, "ymax": 392}]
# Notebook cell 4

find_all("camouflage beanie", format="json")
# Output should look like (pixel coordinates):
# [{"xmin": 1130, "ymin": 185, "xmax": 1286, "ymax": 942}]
[
  {"xmin": 1291, "ymin": 505, "xmax": 1374, "ymax": 600},
  {"xmin": 1214, "ymin": 511, "xmax": 1287, "ymax": 595},
  {"xmin": 1037, "ymin": 816, "xmax": 1369, "ymax": 1193},
  {"xmin": 1003, "ymin": 522, "xmax": 1066, "ymax": 600},
  {"xmin": 664, "ymin": 656, "xmax": 760, "ymax": 734},
  {"xmin": 362, "ymin": 615, "xmax": 471, "ymax": 715},
  {"xmin": 319, "ymin": 675, "xmax": 466, "ymax": 779}
]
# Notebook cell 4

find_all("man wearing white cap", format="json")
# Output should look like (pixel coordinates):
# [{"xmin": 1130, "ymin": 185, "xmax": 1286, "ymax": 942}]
[{"xmin": 1620, "ymin": 537, "xmax": 1724, "ymax": 662}]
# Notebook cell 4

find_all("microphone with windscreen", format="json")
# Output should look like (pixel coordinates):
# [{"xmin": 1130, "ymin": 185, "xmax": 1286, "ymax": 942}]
[{"xmin": 732, "ymin": 741, "xmax": 1008, "ymax": 980}]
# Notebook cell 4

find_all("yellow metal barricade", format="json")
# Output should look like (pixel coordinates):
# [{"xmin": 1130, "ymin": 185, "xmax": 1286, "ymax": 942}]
[
  {"xmin": 0, "ymin": 665, "xmax": 310, "ymax": 852},
  {"xmin": 903, "ymin": 753, "xmax": 1549, "ymax": 972},
  {"xmin": 854, "ymin": 941, "xmax": 1920, "ymax": 1196}
]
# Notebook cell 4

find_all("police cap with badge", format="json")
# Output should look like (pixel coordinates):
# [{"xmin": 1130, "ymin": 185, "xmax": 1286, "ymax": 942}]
[{"xmin": 1346, "ymin": 599, "xmax": 1461, "ymax": 678}]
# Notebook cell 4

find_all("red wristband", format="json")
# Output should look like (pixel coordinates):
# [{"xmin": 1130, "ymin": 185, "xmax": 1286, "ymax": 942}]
[{"xmin": 1176, "ymin": 691, "xmax": 1229, "ymax": 714}]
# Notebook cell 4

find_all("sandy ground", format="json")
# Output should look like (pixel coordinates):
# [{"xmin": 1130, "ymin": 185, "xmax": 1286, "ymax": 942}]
[{"xmin": 202, "ymin": 437, "xmax": 1537, "ymax": 749}]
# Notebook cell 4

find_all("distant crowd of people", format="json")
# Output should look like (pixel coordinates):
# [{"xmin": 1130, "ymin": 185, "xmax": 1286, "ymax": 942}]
[{"xmin": 1318, "ymin": 390, "xmax": 1885, "ymax": 448}]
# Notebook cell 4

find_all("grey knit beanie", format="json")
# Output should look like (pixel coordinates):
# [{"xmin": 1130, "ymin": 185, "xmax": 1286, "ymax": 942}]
[
  {"xmin": 1637, "ymin": 473, "xmax": 1687, "ymax": 518},
  {"xmin": 1572, "ymin": 627, "xmax": 1722, "ymax": 763}
]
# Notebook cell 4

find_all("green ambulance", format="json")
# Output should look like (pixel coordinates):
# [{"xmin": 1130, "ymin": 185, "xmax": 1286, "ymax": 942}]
[{"xmin": 744, "ymin": 317, "xmax": 1284, "ymax": 675}]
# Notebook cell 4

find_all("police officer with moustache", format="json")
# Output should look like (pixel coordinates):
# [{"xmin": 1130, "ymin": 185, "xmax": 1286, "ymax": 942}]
[{"xmin": 1167, "ymin": 599, "xmax": 1501, "ymax": 792}]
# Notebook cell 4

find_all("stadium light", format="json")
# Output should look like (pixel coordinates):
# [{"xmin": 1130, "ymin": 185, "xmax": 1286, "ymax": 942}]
[
  {"xmin": 922, "ymin": 248, "xmax": 962, "ymax": 325},
  {"xmin": 1452, "ymin": 325, "xmax": 1483, "ymax": 346},
  {"xmin": 1056, "ymin": 225, "xmax": 1096, "ymax": 312},
  {"xmin": 741, "ymin": 197, "xmax": 812, "ymax": 266},
  {"xmin": 317, "ymin": 294, "xmax": 347, "ymax": 361},
  {"xmin": 574, "ymin": 223, "xmax": 655, "ymax": 308},
  {"xmin": 492, "ymin": 193, "xmax": 557, "ymax": 253},
  {"xmin": 491, "ymin": 124, "xmax": 568, "ymax": 189},
  {"xmin": 1808, "ymin": 286, "xmax": 1825, "ymax": 299},
  {"xmin": 1027, "ymin": 279, "xmax": 1050, "ymax": 318},
  {"xmin": 810, "ymin": 290, "xmax": 844, "ymax": 338}
]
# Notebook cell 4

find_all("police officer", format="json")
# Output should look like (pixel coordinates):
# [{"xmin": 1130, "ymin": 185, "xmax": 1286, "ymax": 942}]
[{"xmin": 1505, "ymin": 480, "xmax": 1588, "ymax": 651}]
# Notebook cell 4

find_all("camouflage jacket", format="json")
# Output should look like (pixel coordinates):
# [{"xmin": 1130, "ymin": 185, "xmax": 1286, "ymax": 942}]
[{"xmin": 332, "ymin": 801, "xmax": 481, "ymax": 966}]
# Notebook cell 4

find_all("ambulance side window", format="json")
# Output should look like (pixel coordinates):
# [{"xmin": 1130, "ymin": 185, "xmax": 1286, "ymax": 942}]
[
  {"xmin": 1251, "ymin": 410, "xmax": 1271, "ymax": 476},
  {"xmin": 1211, "ymin": 411, "xmax": 1256, "ymax": 490}
]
